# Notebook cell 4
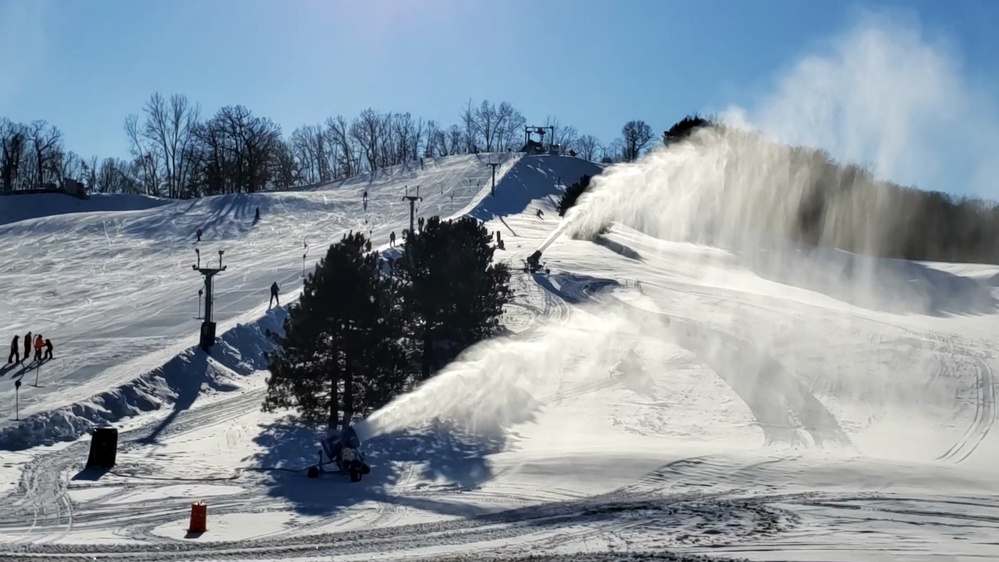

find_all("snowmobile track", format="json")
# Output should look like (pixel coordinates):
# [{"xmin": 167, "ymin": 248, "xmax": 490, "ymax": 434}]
[
  {"xmin": 0, "ymin": 388, "xmax": 272, "ymax": 539},
  {"xmin": 937, "ymin": 354, "xmax": 996, "ymax": 463},
  {"xmin": 0, "ymin": 487, "xmax": 809, "ymax": 561}
]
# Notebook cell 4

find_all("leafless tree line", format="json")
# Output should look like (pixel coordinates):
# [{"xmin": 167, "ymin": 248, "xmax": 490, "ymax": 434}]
[{"xmin": 1, "ymin": 93, "xmax": 659, "ymax": 199}]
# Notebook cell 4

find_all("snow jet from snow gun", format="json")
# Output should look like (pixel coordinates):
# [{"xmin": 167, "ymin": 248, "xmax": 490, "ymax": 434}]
[
  {"xmin": 355, "ymin": 302, "xmax": 670, "ymax": 442},
  {"xmin": 521, "ymin": 211, "xmax": 578, "ymax": 271},
  {"xmin": 557, "ymin": 13, "xmax": 999, "ymax": 286}
]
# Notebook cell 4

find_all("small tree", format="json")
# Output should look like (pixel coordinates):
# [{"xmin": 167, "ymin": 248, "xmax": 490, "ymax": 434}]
[
  {"xmin": 263, "ymin": 231, "xmax": 406, "ymax": 430},
  {"xmin": 556, "ymin": 174, "xmax": 593, "ymax": 217},
  {"xmin": 399, "ymin": 216, "xmax": 511, "ymax": 380},
  {"xmin": 663, "ymin": 114, "xmax": 715, "ymax": 146}
]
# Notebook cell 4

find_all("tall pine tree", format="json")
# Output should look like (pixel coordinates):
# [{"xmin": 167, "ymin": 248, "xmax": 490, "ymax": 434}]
[
  {"xmin": 263, "ymin": 232, "xmax": 407, "ymax": 430},
  {"xmin": 399, "ymin": 216, "xmax": 512, "ymax": 380}
]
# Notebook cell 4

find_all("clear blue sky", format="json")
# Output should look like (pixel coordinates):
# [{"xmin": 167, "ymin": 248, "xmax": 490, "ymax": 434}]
[{"xmin": 2, "ymin": 0, "xmax": 998, "ymax": 196}]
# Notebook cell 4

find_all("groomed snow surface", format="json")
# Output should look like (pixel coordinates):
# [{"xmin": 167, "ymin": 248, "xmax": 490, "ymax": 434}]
[{"xmin": 0, "ymin": 152, "xmax": 996, "ymax": 561}]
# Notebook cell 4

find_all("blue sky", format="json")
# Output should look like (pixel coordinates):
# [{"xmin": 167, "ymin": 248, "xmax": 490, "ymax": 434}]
[{"xmin": 2, "ymin": 0, "xmax": 998, "ymax": 196}]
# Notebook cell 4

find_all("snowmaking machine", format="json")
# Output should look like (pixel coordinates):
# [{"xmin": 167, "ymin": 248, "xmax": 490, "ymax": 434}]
[
  {"xmin": 316, "ymin": 425, "xmax": 372, "ymax": 482},
  {"xmin": 524, "ymin": 250, "xmax": 550, "ymax": 274}
]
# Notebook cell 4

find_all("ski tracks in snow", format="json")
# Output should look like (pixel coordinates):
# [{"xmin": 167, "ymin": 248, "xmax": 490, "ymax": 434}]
[{"xmin": 937, "ymin": 353, "xmax": 997, "ymax": 464}]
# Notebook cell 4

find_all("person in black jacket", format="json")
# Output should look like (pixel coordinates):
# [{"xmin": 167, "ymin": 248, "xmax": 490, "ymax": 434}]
[
  {"xmin": 269, "ymin": 281, "xmax": 280, "ymax": 308},
  {"xmin": 8, "ymin": 335, "xmax": 18, "ymax": 364}
]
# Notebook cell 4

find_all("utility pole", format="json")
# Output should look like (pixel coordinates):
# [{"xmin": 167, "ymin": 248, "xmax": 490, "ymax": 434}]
[
  {"xmin": 192, "ymin": 248, "xmax": 227, "ymax": 352},
  {"xmin": 486, "ymin": 161, "xmax": 499, "ymax": 197},
  {"xmin": 402, "ymin": 185, "xmax": 422, "ymax": 238}
]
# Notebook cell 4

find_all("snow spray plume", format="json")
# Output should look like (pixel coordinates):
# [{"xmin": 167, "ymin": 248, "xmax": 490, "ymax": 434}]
[
  {"xmin": 563, "ymin": 12, "xmax": 999, "ymax": 316},
  {"xmin": 554, "ymin": 12, "xmax": 996, "ymax": 458},
  {"xmin": 357, "ymin": 301, "xmax": 668, "ymax": 442}
]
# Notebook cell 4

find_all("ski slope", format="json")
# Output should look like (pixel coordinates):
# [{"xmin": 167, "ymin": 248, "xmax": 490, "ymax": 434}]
[
  {"xmin": 0, "ymin": 151, "xmax": 997, "ymax": 561},
  {"xmin": 0, "ymin": 153, "xmax": 526, "ymax": 447}
]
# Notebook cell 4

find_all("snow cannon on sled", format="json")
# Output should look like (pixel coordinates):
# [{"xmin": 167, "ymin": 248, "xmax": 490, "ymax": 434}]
[
  {"xmin": 317, "ymin": 425, "xmax": 372, "ymax": 482},
  {"xmin": 524, "ymin": 250, "xmax": 550, "ymax": 274}
]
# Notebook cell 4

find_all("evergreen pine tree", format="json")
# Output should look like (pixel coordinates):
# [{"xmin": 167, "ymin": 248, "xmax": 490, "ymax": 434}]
[
  {"xmin": 263, "ymin": 231, "xmax": 407, "ymax": 430},
  {"xmin": 399, "ymin": 216, "xmax": 511, "ymax": 380},
  {"xmin": 556, "ymin": 174, "xmax": 593, "ymax": 217}
]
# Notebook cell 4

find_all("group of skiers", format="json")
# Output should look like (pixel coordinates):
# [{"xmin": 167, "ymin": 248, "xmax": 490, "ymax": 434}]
[{"xmin": 7, "ymin": 332, "xmax": 54, "ymax": 364}]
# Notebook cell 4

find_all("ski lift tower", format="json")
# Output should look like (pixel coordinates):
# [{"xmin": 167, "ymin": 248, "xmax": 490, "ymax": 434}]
[
  {"xmin": 193, "ymin": 248, "xmax": 227, "ymax": 352},
  {"xmin": 402, "ymin": 185, "xmax": 422, "ymax": 239},
  {"xmin": 486, "ymin": 161, "xmax": 500, "ymax": 197}
]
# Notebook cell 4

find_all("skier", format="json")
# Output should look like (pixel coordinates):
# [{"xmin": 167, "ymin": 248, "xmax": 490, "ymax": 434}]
[
  {"xmin": 389, "ymin": 231, "xmax": 396, "ymax": 247},
  {"xmin": 33, "ymin": 334, "xmax": 44, "ymax": 362},
  {"xmin": 269, "ymin": 281, "xmax": 280, "ymax": 308},
  {"xmin": 536, "ymin": 208, "xmax": 545, "ymax": 219},
  {"xmin": 8, "ymin": 335, "xmax": 18, "ymax": 364},
  {"xmin": 43, "ymin": 338, "xmax": 53, "ymax": 361},
  {"xmin": 23, "ymin": 331, "xmax": 31, "ymax": 362},
  {"xmin": 196, "ymin": 228, "xmax": 202, "ymax": 242},
  {"xmin": 254, "ymin": 207, "xmax": 260, "ymax": 222}
]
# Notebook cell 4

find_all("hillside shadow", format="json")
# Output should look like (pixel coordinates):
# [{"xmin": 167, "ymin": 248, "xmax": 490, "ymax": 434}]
[
  {"xmin": 120, "ymin": 193, "xmax": 275, "ymax": 243},
  {"xmin": 72, "ymin": 466, "xmax": 110, "ymax": 481},
  {"xmin": 593, "ymin": 235, "xmax": 643, "ymax": 262},
  {"xmin": 539, "ymin": 272, "xmax": 621, "ymax": 304},
  {"xmin": 246, "ymin": 415, "xmax": 515, "ymax": 517},
  {"xmin": 137, "ymin": 351, "xmax": 211, "ymax": 445},
  {"xmin": 613, "ymin": 301, "xmax": 852, "ymax": 449},
  {"xmin": 467, "ymin": 156, "xmax": 603, "ymax": 222},
  {"xmin": 3, "ymin": 357, "xmax": 50, "ymax": 382},
  {"xmin": 498, "ymin": 216, "xmax": 518, "ymax": 237},
  {"xmin": 741, "ymin": 245, "xmax": 998, "ymax": 316}
]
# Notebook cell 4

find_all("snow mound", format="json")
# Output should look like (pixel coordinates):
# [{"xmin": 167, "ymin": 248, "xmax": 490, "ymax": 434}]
[
  {"xmin": 0, "ymin": 307, "xmax": 287, "ymax": 451},
  {"xmin": 0, "ymin": 192, "xmax": 171, "ymax": 226}
]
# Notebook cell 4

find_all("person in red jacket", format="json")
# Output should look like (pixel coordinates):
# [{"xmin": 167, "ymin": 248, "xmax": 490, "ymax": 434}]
[{"xmin": 34, "ymin": 334, "xmax": 44, "ymax": 362}]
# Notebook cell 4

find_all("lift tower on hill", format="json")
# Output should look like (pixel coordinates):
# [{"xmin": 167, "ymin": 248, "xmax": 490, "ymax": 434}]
[
  {"xmin": 193, "ymin": 247, "xmax": 227, "ymax": 352},
  {"xmin": 486, "ymin": 161, "xmax": 500, "ymax": 197},
  {"xmin": 402, "ymin": 185, "xmax": 422, "ymax": 237}
]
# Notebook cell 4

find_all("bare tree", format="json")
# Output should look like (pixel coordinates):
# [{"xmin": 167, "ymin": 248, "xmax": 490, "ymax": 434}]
[
  {"xmin": 124, "ymin": 114, "xmax": 161, "ymax": 195},
  {"xmin": 55, "ymin": 150, "xmax": 86, "ymax": 185},
  {"xmin": 542, "ymin": 116, "xmax": 578, "ymax": 155},
  {"xmin": 574, "ymin": 134, "xmax": 600, "ymax": 161},
  {"xmin": 28, "ymin": 120, "xmax": 63, "ymax": 187},
  {"xmin": 325, "ymin": 115, "xmax": 355, "ymax": 178},
  {"xmin": 621, "ymin": 120, "xmax": 653, "ymax": 162},
  {"xmin": 139, "ymin": 93, "xmax": 200, "ymax": 198},
  {"xmin": 0, "ymin": 118, "xmax": 28, "ymax": 191},
  {"xmin": 495, "ymin": 102, "xmax": 526, "ymax": 151},
  {"xmin": 446, "ymin": 124, "xmax": 464, "ymax": 155},
  {"xmin": 290, "ymin": 125, "xmax": 322, "ymax": 184},
  {"xmin": 271, "ymin": 140, "xmax": 299, "ymax": 190},
  {"xmin": 602, "ymin": 138, "xmax": 625, "ymax": 163},
  {"xmin": 423, "ymin": 120, "xmax": 441, "ymax": 158},
  {"xmin": 460, "ymin": 100, "xmax": 477, "ymax": 153},
  {"xmin": 350, "ymin": 108, "xmax": 381, "ymax": 172}
]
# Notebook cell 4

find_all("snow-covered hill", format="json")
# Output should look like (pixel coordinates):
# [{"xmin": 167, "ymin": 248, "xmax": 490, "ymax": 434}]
[{"xmin": 0, "ymin": 149, "xmax": 996, "ymax": 562}]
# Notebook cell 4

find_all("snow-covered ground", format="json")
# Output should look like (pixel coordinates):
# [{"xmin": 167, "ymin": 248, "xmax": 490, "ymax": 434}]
[{"xmin": 0, "ymin": 151, "xmax": 996, "ymax": 561}]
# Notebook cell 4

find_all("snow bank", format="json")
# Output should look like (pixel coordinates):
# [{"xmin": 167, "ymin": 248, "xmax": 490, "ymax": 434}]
[
  {"xmin": 0, "ymin": 192, "xmax": 171, "ymax": 226},
  {"xmin": 0, "ymin": 307, "xmax": 287, "ymax": 451}
]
